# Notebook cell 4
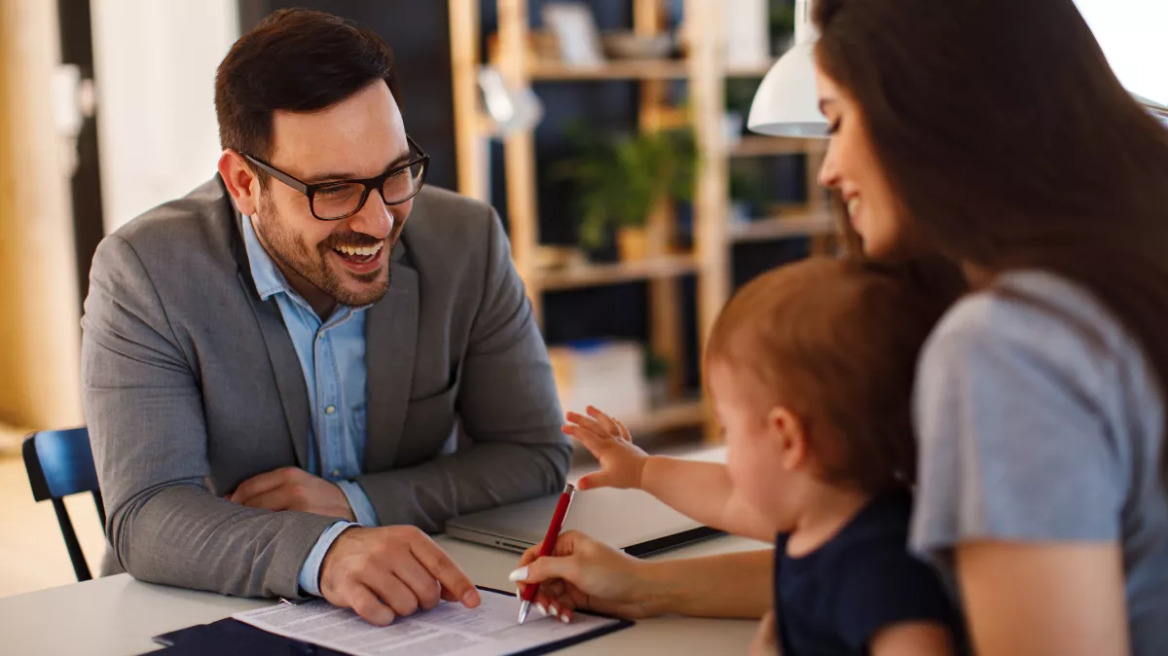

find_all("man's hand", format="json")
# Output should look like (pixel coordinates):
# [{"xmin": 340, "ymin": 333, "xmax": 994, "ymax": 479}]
[
  {"xmin": 564, "ymin": 406, "xmax": 649, "ymax": 491},
  {"xmin": 320, "ymin": 526, "xmax": 481, "ymax": 625},
  {"xmin": 228, "ymin": 467, "xmax": 356, "ymax": 521}
]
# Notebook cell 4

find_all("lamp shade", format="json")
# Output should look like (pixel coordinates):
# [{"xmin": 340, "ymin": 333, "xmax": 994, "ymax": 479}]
[
  {"xmin": 746, "ymin": 0, "xmax": 828, "ymax": 137},
  {"xmin": 746, "ymin": 41, "xmax": 827, "ymax": 137}
]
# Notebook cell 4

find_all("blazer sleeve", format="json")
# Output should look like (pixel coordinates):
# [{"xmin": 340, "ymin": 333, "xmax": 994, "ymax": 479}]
[
  {"xmin": 82, "ymin": 234, "xmax": 337, "ymax": 599},
  {"xmin": 355, "ymin": 206, "xmax": 571, "ymax": 530}
]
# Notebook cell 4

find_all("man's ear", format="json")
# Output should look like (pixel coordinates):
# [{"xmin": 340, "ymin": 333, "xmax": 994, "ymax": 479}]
[
  {"xmin": 218, "ymin": 149, "xmax": 260, "ymax": 216},
  {"xmin": 767, "ymin": 406, "xmax": 809, "ymax": 472}
]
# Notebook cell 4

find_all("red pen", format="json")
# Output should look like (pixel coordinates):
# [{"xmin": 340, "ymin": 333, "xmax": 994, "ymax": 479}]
[{"xmin": 518, "ymin": 483, "xmax": 576, "ymax": 623}]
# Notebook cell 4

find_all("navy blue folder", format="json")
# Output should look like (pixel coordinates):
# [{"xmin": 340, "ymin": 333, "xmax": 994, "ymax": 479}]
[{"xmin": 147, "ymin": 587, "xmax": 633, "ymax": 656}]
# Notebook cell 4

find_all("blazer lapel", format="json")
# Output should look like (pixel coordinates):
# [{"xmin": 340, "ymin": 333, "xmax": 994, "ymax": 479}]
[
  {"xmin": 228, "ymin": 206, "xmax": 312, "ymax": 470},
  {"xmin": 242, "ymin": 274, "xmax": 313, "ymax": 469},
  {"xmin": 364, "ymin": 247, "xmax": 418, "ymax": 470}
]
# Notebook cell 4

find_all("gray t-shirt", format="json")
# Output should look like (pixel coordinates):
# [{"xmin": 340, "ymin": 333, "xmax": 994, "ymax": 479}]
[{"xmin": 911, "ymin": 270, "xmax": 1168, "ymax": 655}]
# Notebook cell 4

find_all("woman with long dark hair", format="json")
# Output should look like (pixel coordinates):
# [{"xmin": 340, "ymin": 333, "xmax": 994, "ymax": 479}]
[
  {"xmin": 812, "ymin": 0, "xmax": 1168, "ymax": 653},
  {"xmin": 511, "ymin": 1, "xmax": 1168, "ymax": 653}
]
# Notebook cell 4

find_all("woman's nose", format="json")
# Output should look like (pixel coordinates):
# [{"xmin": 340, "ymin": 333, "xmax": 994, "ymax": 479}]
[{"xmin": 817, "ymin": 143, "xmax": 840, "ymax": 189}]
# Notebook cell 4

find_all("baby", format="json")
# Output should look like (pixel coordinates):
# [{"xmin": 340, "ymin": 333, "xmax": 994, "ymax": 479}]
[{"xmin": 566, "ymin": 258, "xmax": 962, "ymax": 655}]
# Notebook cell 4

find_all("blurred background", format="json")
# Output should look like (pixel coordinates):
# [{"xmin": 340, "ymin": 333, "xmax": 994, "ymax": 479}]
[{"xmin": 0, "ymin": 0, "xmax": 1164, "ymax": 597}]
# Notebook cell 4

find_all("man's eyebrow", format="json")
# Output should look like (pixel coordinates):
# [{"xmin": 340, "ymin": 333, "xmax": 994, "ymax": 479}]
[{"xmin": 304, "ymin": 149, "xmax": 411, "ymax": 183}]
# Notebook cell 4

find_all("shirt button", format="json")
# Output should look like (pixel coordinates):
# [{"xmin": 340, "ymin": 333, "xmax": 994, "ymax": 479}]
[
  {"xmin": 325, "ymin": 405, "xmax": 336, "ymax": 415},
  {"xmin": 330, "ymin": 469, "xmax": 341, "ymax": 479}
]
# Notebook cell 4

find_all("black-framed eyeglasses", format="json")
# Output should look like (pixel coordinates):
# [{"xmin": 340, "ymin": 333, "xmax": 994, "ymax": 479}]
[{"xmin": 243, "ymin": 136, "xmax": 430, "ymax": 221}]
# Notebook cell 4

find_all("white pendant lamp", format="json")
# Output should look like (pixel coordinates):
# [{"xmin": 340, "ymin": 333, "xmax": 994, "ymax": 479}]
[{"xmin": 746, "ymin": 0, "xmax": 828, "ymax": 137}]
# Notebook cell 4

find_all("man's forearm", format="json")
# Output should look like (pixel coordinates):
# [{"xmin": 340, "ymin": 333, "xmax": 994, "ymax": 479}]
[
  {"xmin": 641, "ymin": 549, "xmax": 774, "ymax": 619},
  {"xmin": 109, "ymin": 484, "xmax": 338, "ymax": 599},
  {"xmin": 356, "ymin": 440, "xmax": 570, "ymax": 532}
]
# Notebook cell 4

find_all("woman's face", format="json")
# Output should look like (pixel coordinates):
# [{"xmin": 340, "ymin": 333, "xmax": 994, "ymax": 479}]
[{"xmin": 815, "ymin": 67, "xmax": 912, "ymax": 258}]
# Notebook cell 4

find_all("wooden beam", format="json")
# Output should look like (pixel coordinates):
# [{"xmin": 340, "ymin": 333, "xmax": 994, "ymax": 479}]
[
  {"xmin": 686, "ymin": 0, "xmax": 729, "ymax": 442},
  {"xmin": 448, "ymin": 0, "xmax": 488, "ymax": 202},
  {"xmin": 497, "ymin": 0, "xmax": 542, "ymax": 320}
]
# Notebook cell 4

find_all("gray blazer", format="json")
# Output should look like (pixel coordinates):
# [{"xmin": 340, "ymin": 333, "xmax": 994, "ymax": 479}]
[{"xmin": 81, "ymin": 177, "xmax": 570, "ymax": 599}]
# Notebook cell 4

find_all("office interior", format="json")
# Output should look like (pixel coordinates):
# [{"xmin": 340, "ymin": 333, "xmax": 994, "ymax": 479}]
[{"xmin": 1, "ymin": 0, "xmax": 1165, "ymax": 600}]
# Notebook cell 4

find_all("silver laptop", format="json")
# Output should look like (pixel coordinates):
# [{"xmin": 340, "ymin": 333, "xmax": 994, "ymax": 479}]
[{"xmin": 445, "ymin": 487, "xmax": 722, "ymax": 557}]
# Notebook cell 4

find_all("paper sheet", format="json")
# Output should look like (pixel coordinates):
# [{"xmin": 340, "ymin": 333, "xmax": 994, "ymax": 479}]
[{"xmin": 232, "ymin": 590, "xmax": 621, "ymax": 656}]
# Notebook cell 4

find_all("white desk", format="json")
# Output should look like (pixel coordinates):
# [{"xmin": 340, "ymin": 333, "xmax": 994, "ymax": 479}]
[
  {"xmin": 0, "ymin": 446, "xmax": 770, "ymax": 655},
  {"xmin": 0, "ymin": 532, "xmax": 767, "ymax": 655}
]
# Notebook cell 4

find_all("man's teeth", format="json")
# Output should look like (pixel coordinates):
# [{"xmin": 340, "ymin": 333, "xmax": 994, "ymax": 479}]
[
  {"xmin": 334, "ymin": 243, "xmax": 383, "ymax": 257},
  {"xmin": 846, "ymin": 197, "xmax": 860, "ymax": 217}
]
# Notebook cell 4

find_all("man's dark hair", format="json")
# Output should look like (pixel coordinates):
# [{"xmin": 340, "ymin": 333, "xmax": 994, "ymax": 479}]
[{"xmin": 214, "ymin": 8, "xmax": 399, "ymax": 169}]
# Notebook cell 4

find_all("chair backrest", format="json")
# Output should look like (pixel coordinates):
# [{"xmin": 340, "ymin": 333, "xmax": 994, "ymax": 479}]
[{"xmin": 22, "ymin": 427, "xmax": 105, "ymax": 582}]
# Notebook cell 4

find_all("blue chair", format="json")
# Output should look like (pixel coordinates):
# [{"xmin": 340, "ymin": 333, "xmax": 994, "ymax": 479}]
[{"xmin": 22, "ymin": 428, "xmax": 105, "ymax": 581}]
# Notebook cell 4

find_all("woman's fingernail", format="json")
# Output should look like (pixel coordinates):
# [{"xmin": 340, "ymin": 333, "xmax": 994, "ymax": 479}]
[
  {"xmin": 536, "ymin": 603, "xmax": 547, "ymax": 616},
  {"xmin": 560, "ymin": 614, "xmax": 571, "ymax": 624},
  {"xmin": 508, "ymin": 567, "xmax": 529, "ymax": 582},
  {"xmin": 548, "ymin": 604, "xmax": 559, "ymax": 617}
]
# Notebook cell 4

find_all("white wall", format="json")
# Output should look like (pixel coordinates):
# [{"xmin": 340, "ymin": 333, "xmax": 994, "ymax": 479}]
[
  {"xmin": 1074, "ymin": 0, "xmax": 1168, "ymax": 107},
  {"xmin": 91, "ymin": 0, "xmax": 239, "ymax": 233}
]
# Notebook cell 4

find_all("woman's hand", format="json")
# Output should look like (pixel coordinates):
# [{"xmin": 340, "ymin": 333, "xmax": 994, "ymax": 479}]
[
  {"xmin": 508, "ymin": 530, "xmax": 663, "ymax": 622},
  {"xmin": 564, "ymin": 406, "xmax": 649, "ymax": 491},
  {"xmin": 749, "ymin": 610, "xmax": 779, "ymax": 656}
]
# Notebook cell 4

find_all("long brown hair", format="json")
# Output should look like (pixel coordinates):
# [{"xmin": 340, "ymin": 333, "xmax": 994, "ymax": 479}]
[{"xmin": 813, "ymin": 0, "xmax": 1168, "ymax": 484}]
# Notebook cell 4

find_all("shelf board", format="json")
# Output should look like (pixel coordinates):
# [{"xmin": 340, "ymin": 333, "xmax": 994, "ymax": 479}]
[
  {"xmin": 729, "ymin": 135, "xmax": 826, "ymax": 158},
  {"xmin": 726, "ymin": 61, "xmax": 777, "ymax": 78},
  {"xmin": 529, "ymin": 59, "xmax": 689, "ymax": 81},
  {"xmin": 527, "ymin": 59, "xmax": 776, "ymax": 81},
  {"xmin": 729, "ymin": 210, "xmax": 837, "ymax": 243},
  {"xmin": 624, "ymin": 398, "xmax": 707, "ymax": 435},
  {"xmin": 533, "ymin": 254, "xmax": 700, "ymax": 291}
]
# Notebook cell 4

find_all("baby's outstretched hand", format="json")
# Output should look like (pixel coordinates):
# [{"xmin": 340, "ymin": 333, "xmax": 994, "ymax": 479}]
[{"xmin": 564, "ymin": 406, "xmax": 649, "ymax": 491}]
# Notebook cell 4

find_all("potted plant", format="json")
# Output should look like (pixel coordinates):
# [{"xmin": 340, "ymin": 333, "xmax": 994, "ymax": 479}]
[
  {"xmin": 770, "ymin": 2, "xmax": 797, "ymax": 55},
  {"xmin": 644, "ymin": 350, "xmax": 671, "ymax": 408},
  {"xmin": 557, "ymin": 125, "xmax": 698, "ymax": 261}
]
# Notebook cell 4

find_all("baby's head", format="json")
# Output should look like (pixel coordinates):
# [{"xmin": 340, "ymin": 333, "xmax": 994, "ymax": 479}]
[{"xmin": 705, "ymin": 258, "xmax": 951, "ymax": 526}]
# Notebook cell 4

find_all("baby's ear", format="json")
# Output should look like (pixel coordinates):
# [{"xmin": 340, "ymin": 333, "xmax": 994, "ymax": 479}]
[{"xmin": 766, "ymin": 406, "xmax": 809, "ymax": 471}]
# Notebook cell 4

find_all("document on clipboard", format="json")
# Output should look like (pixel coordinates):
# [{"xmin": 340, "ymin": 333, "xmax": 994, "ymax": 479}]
[{"xmin": 226, "ymin": 587, "xmax": 631, "ymax": 656}]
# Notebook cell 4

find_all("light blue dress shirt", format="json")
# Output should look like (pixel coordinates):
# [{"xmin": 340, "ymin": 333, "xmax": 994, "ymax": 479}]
[{"xmin": 241, "ymin": 216, "xmax": 380, "ymax": 596}]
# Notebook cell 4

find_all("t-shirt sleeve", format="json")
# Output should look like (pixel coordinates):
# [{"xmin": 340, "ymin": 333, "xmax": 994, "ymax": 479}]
[
  {"xmin": 833, "ymin": 547, "xmax": 958, "ymax": 652},
  {"xmin": 910, "ymin": 292, "xmax": 1127, "ymax": 563}
]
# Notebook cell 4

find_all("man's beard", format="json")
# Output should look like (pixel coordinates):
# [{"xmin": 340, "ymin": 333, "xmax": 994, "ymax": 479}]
[{"xmin": 257, "ymin": 195, "xmax": 393, "ymax": 307}]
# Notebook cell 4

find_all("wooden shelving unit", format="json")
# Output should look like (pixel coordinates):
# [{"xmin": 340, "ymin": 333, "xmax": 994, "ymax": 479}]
[
  {"xmin": 448, "ymin": 0, "xmax": 833, "ymax": 440},
  {"xmin": 729, "ymin": 208, "xmax": 836, "ymax": 243},
  {"xmin": 624, "ymin": 398, "xmax": 707, "ymax": 434},
  {"xmin": 725, "ymin": 63, "xmax": 782, "ymax": 78},
  {"xmin": 533, "ymin": 254, "xmax": 700, "ymax": 292},
  {"xmin": 730, "ymin": 135, "xmax": 826, "ymax": 158},
  {"xmin": 529, "ymin": 59, "xmax": 690, "ymax": 81}
]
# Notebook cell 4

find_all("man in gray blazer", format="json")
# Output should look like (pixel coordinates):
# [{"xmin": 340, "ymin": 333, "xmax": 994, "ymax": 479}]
[{"xmin": 81, "ymin": 9, "xmax": 569, "ymax": 625}]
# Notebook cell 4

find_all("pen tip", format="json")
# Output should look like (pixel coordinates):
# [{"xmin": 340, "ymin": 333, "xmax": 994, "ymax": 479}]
[{"xmin": 518, "ymin": 601, "xmax": 530, "ymax": 624}]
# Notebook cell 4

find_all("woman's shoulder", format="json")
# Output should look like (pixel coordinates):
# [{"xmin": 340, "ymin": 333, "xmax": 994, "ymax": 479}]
[{"xmin": 924, "ymin": 270, "xmax": 1140, "ymax": 380}]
